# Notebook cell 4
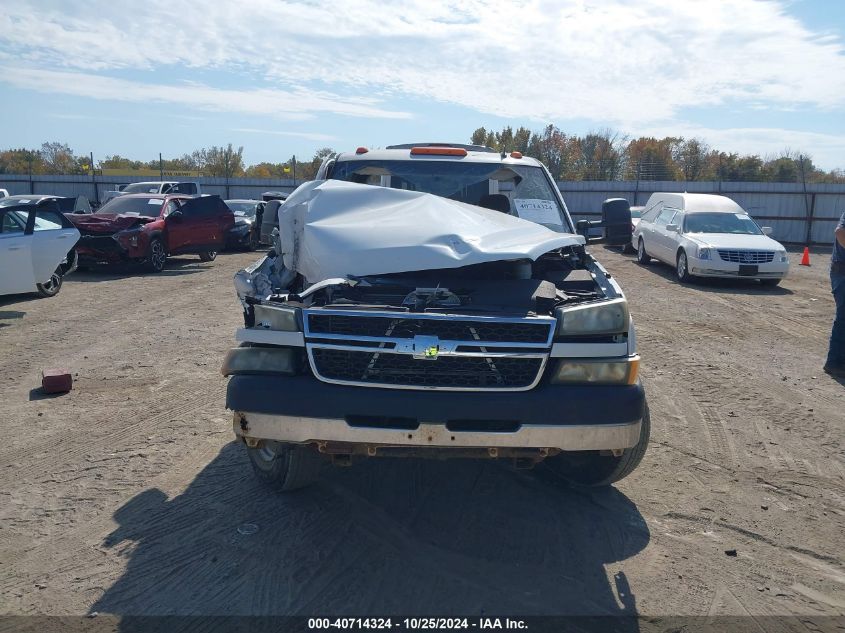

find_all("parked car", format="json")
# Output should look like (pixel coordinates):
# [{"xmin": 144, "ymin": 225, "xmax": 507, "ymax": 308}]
[
  {"xmin": 102, "ymin": 181, "xmax": 201, "ymax": 203},
  {"xmin": 224, "ymin": 143, "xmax": 647, "ymax": 493},
  {"xmin": 0, "ymin": 199, "xmax": 80, "ymax": 298},
  {"xmin": 224, "ymin": 199, "xmax": 265, "ymax": 250},
  {"xmin": 632, "ymin": 193, "xmax": 789, "ymax": 285},
  {"xmin": 0, "ymin": 194, "xmax": 92, "ymax": 214},
  {"xmin": 66, "ymin": 194, "xmax": 234, "ymax": 272}
]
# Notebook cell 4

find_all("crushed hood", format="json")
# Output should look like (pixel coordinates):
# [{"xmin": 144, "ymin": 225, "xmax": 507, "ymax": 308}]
[
  {"xmin": 279, "ymin": 180, "xmax": 583, "ymax": 282},
  {"xmin": 67, "ymin": 213, "xmax": 154, "ymax": 234}
]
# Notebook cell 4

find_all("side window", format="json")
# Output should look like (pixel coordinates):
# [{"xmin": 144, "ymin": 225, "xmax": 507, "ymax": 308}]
[
  {"xmin": 163, "ymin": 201, "xmax": 180, "ymax": 217},
  {"xmin": 33, "ymin": 209, "xmax": 66, "ymax": 231},
  {"xmin": 1, "ymin": 211, "xmax": 27, "ymax": 234},
  {"xmin": 672, "ymin": 212, "xmax": 684, "ymax": 229},
  {"xmin": 655, "ymin": 208, "xmax": 676, "ymax": 227},
  {"xmin": 641, "ymin": 204, "xmax": 662, "ymax": 223}
]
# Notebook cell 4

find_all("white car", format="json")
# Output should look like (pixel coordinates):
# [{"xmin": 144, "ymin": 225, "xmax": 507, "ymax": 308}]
[
  {"xmin": 0, "ymin": 199, "xmax": 80, "ymax": 297},
  {"xmin": 632, "ymin": 193, "xmax": 789, "ymax": 286}
]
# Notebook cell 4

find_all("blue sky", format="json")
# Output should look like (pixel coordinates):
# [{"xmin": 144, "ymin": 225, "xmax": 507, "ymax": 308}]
[{"xmin": 1, "ymin": 0, "xmax": 844, "ymax": 170}]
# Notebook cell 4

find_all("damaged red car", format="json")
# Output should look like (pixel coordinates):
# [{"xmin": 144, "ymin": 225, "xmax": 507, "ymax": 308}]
[{"xmin": 67, "ymin": 194, "xmax": 234, "ymax": 272}]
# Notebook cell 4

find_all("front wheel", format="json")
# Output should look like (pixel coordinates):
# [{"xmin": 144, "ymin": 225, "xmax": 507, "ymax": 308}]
[
  {"xmin": 246, "ymin": 441, "xmax": 324, "ymax": 492},
  {"xmin": 540, "ymin": 404, "xmax": 651, "ymax": 487},
  {"xmin": 676, "ymin": 250, "xmax": 693, "ymax": 283},
  {"xmin": 146, "ymin": 238, "xmax": 167, "ymax": 273},
  {"xmin": 636, "ymin": 238, "xmax": 651, "ymax": 264},
  {"xmin": 199, "ymin": 250, "xmax": 217, "ymax": 262},
  {"xmin": 35, "ymin": 268, "xmax": 63, "ymax": 298}
]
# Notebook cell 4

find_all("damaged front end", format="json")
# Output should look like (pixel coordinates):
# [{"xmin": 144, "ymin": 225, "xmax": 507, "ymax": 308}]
[
  {"xmin": 230, "ymin": 181, "xmax": 634, "ymax": 388},
  {"xmin": 68, "ymin": 213, "xmax": 158, "ymax": 265}
]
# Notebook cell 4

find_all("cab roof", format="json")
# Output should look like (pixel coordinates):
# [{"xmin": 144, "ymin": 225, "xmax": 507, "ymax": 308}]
[{"xmin": 335, "ymin": 143, "xmax": 543, "ymax": 168}]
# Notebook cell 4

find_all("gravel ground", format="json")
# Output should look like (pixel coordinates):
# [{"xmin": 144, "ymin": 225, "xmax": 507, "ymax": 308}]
[{"xmin": 0, "ymin": 245, "xmax": 843, "ymax": 620}]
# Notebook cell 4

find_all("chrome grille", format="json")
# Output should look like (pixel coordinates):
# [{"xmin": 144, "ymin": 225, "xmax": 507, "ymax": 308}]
[
  {"xmin": 717, "ymin": 250, "xmax": 774, "ymax": 263},
  {"xmin": 311, "ymin": 348, "xmax": 543, "ymax": 389},
  {"xmin": 304, "ymin": 309, "xmax": 554, "ymax": 391},
  {"xmin": 307, "ymin": 313, "xmax": 551, "ymax": 343}
]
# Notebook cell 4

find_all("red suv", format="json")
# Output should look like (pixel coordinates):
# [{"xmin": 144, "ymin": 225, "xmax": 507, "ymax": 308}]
[{"xmin": 68, "ymin": 194, "xmax": 235, "ymax": 272}]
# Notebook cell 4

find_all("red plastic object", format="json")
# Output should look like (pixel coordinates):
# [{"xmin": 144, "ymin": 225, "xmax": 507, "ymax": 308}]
[{"xmin": 42, "ymin": 369, "xmax": 73, "ymax": 394}]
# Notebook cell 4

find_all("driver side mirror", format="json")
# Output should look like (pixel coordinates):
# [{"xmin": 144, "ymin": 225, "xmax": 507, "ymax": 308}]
[
  {"xmin": 761, "ymin": 226, "xmax": 773, "ymax": 236},
  {"xmin": 168, "ymin": 209, "xmax": 184, "ymax": 222},
  {"xmin": 665, "ymin": 223, "xmax": 679, "ymax": 233},
  {"xmin": 577, "ymin": 198, "xmax": 633, "ymax": 246}
]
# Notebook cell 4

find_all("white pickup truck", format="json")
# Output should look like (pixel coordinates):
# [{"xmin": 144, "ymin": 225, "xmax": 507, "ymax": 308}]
[
  {"xmin": 223, "ymin": 143, "xmax": 648, "ymax": 492},
  {"xmin": 102, "ymin": 181, "xmax": 201, "ymax": 203}
]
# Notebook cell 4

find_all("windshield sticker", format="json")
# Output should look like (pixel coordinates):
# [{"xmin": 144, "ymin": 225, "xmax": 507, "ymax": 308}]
[
  {"xmin": 148, "ymin": 198, "xmax": 164, "ymax": 205},
  {"xmin": 514, "ymin": 199, "xmax": 561, "ymax": 225}
]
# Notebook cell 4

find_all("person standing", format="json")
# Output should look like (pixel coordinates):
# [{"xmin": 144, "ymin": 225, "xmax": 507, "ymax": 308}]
[{"xmin": 824, "ymin": 210, "xmax": 845, "ymax": 377}]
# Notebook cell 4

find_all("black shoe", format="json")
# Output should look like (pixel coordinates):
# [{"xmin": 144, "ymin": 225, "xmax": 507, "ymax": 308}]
[{"xmin": 823, "ymin": 363, "xmax": 845, "ymax": 377}]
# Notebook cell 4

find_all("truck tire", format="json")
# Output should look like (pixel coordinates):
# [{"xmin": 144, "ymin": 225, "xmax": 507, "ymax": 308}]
[
  {"xmin": 199, "ymin": 251, "xmax": 217, "ymax": 262},
  {"xmin": 246, "ymin": 441, "xmax": 323, "ymax": 492},
  {"xmin": 146, "ymin": 238, "xmax": 167, "ymax": 273},
  {"xmin": 35, "ymin": 268, "xmax": 63, "ymax": 298},
  {"xmin": 540, "ymin": 402, "xmax": 651, "ymax": 487}
]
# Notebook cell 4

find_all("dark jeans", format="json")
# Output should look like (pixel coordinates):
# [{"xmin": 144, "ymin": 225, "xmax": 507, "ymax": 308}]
[{"xmin": 828, "ymin": 273, "xmax": 845, "ymax": 367}]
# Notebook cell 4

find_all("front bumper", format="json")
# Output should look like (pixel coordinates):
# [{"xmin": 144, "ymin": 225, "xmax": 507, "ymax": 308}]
[
  {"xmin": 689, "ymin": 257, "xmax": 789, "ymax": 278},
  {"xmin": 227, "ymin": 375, "xmax": 645, "ymax": 451},
  {"xmin": 76, "ymin": 235, "xmax": 132, "ymax": 264}
]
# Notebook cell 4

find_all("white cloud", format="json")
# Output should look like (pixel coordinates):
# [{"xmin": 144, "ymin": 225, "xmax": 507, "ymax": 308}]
[
  {"xmin": 1, "ymin": 0, "xmax": 843, "ymax": 125},
  {"xmin": 0, "ymin": 66, "xmax": 411, "ymax": 120},
  {"xmin": 232, "ymin": 128, "xmax": 338, "ymax": 142}
]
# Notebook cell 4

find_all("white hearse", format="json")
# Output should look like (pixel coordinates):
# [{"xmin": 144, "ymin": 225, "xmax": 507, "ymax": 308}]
[{"xmin": 632, "ymin": 193, "xmax": 790, "ymax": 285}]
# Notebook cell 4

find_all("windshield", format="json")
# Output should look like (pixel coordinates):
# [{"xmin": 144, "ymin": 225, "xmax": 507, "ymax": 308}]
[
  {"xmin": 330, "ymin": 160, "xmax": 570, "ymax": 230},
  {"xmin": 684, "ymin": 212, "xmax": 762, "ymax": 235},
  {"xmin": 122, "ymin": 182, "xmax": 164, "ymax": 194},
  {"xmin": 226, "ymin": 201, "xmax": 257, "ymax": 217},
  {"xmin": 96, "ymin": 197, "xmax": 165, "ymax": 217}
]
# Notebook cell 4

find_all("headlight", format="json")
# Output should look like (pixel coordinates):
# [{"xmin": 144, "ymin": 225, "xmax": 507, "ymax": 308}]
[
  {"xmin": 116, "ymin": 229, "xmax": 142, "ymax": 247},
  {"xmin": 551, "ymin": 356, "xmax": 640, "ymax": 385},
  {"xmin": 697, "ymin": 247, "xmax": 711, "ymax": 260},
  {"xmin": 254, "ymin": 304, "xmax": 301, "ymax": 331},
  {"xmin": 221, "ymin": 346, "xmax": 299, "ymax": 376},
  {"xmin": 776, "ymin": 249, "xmax": 788, "ymax": 263},
  {"xmin": 556, "ymin": 298, "xmax": 628, "ymax": 336}
]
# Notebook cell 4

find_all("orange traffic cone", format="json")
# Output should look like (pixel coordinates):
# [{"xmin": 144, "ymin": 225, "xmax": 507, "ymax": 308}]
[{"xmin": 800, "ymin": 247, "xmax": 811, "ymax": 266}]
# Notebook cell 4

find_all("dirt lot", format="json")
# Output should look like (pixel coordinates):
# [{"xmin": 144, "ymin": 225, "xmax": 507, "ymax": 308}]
[{"xmin": 1, "ymin": 246, "xmax": 843, "ymax": 620}]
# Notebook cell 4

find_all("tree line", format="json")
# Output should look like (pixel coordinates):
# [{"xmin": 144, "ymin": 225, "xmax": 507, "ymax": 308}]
[
  {"xmin": 470, "ymin": 125, "xmax": 845, "ymax": 183},
  {"xmin": 2, "ymin": 132, "xmax": 843, "ymax": 183},
  {"xmin": 0, "ymin": 143, "xmax": 335, "ymax": 180}
]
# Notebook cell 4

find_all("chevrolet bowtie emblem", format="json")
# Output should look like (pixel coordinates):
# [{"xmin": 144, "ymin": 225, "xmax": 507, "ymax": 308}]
[{"xmin": 412, "ymin": 335, "xmax": 440, "ymax": 360}]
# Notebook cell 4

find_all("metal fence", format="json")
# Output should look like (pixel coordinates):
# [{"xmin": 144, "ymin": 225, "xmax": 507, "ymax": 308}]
[
  {"xmin": 561, "ymin": 180, "xmax": 845, "ymax": 244},
  {"xmin": 2, "ymin": 174, "xmax": 843, "ymax": 245}
]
